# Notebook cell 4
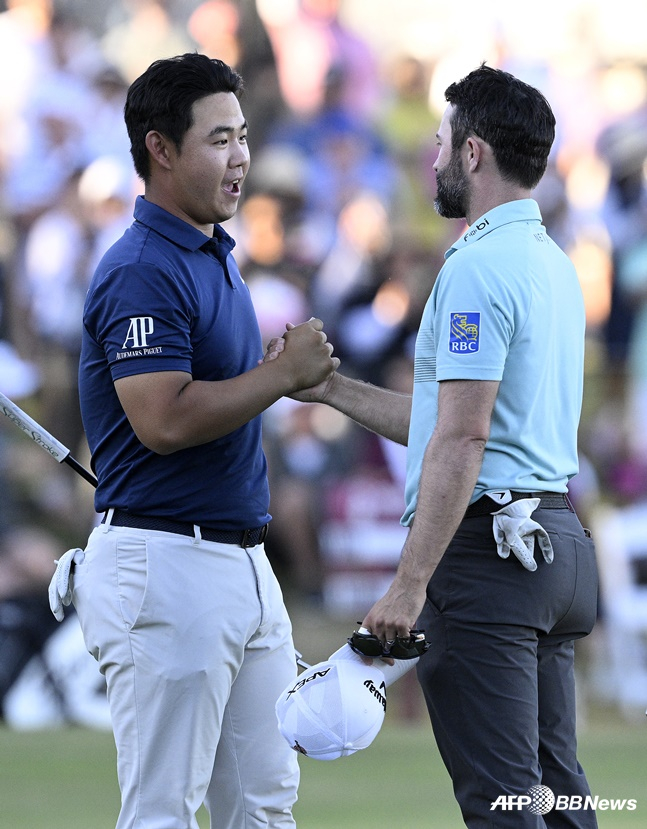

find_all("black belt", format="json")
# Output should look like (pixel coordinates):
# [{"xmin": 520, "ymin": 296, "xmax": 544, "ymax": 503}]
[
  {"xmin": 102, "ymin": 510, "xmax": 268, "ymax": 548},
  {"xmin": 464, "ymin": 492, "xmax": 571, "ymax": 519}
]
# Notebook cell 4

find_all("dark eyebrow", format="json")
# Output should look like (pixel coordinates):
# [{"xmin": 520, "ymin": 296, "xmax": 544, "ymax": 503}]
[{"xmin": 208, "ymin": 120, "xmax": 248, "ymax": 137}]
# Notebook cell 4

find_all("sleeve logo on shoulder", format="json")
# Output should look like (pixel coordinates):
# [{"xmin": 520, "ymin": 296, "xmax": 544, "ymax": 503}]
[
  {"xmin": 116, "ymin": 316, "xmax": 163, "ymax": 360},
  {"xmin": 123, "ymin": 316, "xmax": 154, "ymax": 349},
  {"xmin": 449, "ymin": 312, "xmax": 480, "ymax": 353}
]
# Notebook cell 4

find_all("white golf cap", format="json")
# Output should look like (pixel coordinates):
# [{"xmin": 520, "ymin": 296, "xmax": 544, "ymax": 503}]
[{"xmin": 275, "ymin": 658, "xmax": 386, "ymax": 761}]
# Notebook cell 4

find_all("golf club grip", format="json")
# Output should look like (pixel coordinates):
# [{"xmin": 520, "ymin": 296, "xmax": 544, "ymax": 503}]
[
  {"xmin": 0, "ymin": 391, "xmax": 70, "ymax": 461},
  {"xmin": 0, "ymin": 391, "xmax": 98, "ymax": 487}
]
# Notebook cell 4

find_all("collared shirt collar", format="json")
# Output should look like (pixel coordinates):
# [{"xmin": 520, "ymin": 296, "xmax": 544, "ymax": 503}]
[
  {"xmin": 445, "ymin": 198, "xmax": 542, "ymax": 260},
  {"xmin": 133, "ymin": 195, "xmax": 236, "ymax": 255}
]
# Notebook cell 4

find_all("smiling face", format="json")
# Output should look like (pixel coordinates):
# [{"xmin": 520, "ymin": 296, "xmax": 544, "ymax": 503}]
[{"xmin": 162, "ymin": 91, "xmax": 250, "ymax": 232}]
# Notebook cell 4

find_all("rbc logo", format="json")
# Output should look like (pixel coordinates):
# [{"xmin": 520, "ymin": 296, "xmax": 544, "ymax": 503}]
[{"xmin": 449, "ymin": 312, "xmax": 480, "ymax": 353}]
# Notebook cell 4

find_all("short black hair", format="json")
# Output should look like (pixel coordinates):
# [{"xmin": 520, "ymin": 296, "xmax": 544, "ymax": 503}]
[
  {"xmin": 444, "ymin": 64, "xmax": 555, "ymax": 190},
  {"xmin": 125, "ymin": 52, "xmax": 244, "ymax": 182}
]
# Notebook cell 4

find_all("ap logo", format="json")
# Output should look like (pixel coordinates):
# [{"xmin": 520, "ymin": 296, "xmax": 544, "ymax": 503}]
[{"xmin": 527, "ymin": 785, "xmax": 555, "ymax": 815}]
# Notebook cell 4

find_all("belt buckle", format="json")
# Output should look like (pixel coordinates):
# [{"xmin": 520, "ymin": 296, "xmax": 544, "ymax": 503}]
[{"xmin": 241, "ymin": 524, "xmax": 268, "ymax": 548}]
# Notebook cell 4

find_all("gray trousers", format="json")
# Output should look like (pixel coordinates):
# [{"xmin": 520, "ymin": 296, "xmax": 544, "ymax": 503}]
[{"xmin": 417, "ymin": 502, "xmax": 599, "ymax": 828}]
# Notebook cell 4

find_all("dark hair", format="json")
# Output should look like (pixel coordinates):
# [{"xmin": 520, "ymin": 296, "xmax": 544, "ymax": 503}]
[
  {"xmin": 444, "ymin": 64, "xmax": 555, "ymax": 190},
  {"xmin": 125, "ymin": 52, "xmax": 244, "ymax": 182}
]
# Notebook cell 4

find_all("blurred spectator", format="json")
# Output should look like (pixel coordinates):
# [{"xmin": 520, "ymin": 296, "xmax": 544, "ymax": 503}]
[
  {"xmin": 241, "ymin": 225, "xmax": 330, "ymax": 601},
  {"xmin": 2, "ymin": 67, "xmax": 86, "ymax": 230},
  {"xmin": 0, "ymin": 351, "xmax": 106, "ymax": 731},
  {"xmin": 266, "ymin": 60, "xmax": 397, "ymax": 247},
  {"xmin": 595, "ymin": 101, "xmax": 647, "ymax": 495},
  {"xmin": 1, "ymin": 7, "xmax": 102, "ymax": 229},
  {"xmin": 307, "ymin": 191, "xmax": 403, "ymax": 380},
  {"xmin": 533, "ymin": 158, "xmax": 579, "ymax": 253},
  {"xmin": 612, "ymin": 222, "xmax": 647, "ymax": 471},
  {"xmin": 0, "ymin": 0, "xmax": 53, "ymax": 179},
  {"xmin": 100, "ymin": 0, "xmax": 194, "ymax": 83},
  {"xmin": 258, "ymin": 0, "xmax": 381, "ymax": 119},
  {"xmin": 188, "ymin": 0, "xmax": 287, "ymax": 155},
  {"xmin": 0, "ymin": 336, "xmax": 40, "ymax": 542},
  {"xmin": 78, "ymin": 154, "xmax": 140, "ymax": 276},
  {"xmin": 305, "ymin": 106, "xmax": 396, "ymax": 226},
  {"xmin": 188, "ymin": 0, "xmax": 241, "ymax": 67},
  {"xmin": 377, "ymin": 53, "xmax": 443, "ymax": 248},
  {"xmin": 82, "ymin": 63, "xmax": 132, "ymax": 163},
  {"xmin": 0, "ymin": 526, "xmax": 110, "ymax": 730},
  {"xmin": 240, "ymin": 143, "xmax": 314, "ymax": 263},
  {"xmin": 22, "ymin": 156, "xmax": 135, "ymax": 458},
  {"xmin": 0, "ymin": 340, "xmax": 38, "ymax": 403},
  {"xmin": 0, "ymin": 526, "xmax": 65, "ymax": 718},
  {"xmin": 596, "ymin": 103, "xmax": 647, "ymax": 371},
  {"xmin": 262, "ymin": 398, "xmax": 344, "ymax": 604}
]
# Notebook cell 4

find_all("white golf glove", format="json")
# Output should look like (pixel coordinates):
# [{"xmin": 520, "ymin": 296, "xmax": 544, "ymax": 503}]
[
  {"xmin": 48, "ymin": 547, "xmax": 85, "ymax": 621},
  {"xmin": 492, "ymin": 498, "xmax": 554, "ymax": 572}
]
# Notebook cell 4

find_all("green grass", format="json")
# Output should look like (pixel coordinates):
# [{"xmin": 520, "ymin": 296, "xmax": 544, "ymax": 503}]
[{"xmin": 0, "ymin": 703, "xmax": 644, "ymax": 828}]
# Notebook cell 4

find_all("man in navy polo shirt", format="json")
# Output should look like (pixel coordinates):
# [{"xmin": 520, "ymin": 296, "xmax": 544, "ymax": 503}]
[{"xmin": 69, "ymin": 53, "xmax": 338, "ymax": 829}]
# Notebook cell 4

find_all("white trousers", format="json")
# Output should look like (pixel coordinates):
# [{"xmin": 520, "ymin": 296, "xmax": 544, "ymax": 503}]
[{"xmin": 72, "ymin": 522, "xmax": 300, "ymax": 829}]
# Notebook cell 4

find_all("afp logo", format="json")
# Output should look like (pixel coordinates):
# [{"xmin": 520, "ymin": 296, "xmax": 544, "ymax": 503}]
[{"xmin": 449, "ymin": 312, "xmax": 480, "ymax": 354}]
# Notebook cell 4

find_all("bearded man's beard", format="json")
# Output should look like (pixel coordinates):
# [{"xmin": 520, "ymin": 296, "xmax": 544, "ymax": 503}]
[{"xmin": 434, "ymin": 151, "xmax": 469, "ymax": 219}]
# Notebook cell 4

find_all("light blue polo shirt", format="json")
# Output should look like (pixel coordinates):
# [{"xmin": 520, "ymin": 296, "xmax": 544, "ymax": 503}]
[{"xmin": 402, "ymin": 199, "xmax": 585, "ymax": 527}]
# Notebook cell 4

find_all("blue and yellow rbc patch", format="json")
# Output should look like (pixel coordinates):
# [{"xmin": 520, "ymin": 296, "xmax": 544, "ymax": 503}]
[{"xmin": 449, "ymin": 312, "xmax": 480, "ymax": 354}]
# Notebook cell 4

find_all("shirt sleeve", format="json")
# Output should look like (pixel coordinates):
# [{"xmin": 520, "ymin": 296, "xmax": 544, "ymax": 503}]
[
  {"xmin": 433, "ymin": 255, "xmax": 517, "ymax": 382},
  {"xmin": 85, "ymin": 263, "xmax": 195, "ymax": 380}
]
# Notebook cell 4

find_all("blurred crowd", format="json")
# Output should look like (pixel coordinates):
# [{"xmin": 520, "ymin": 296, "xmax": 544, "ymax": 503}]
[{"xmin": 2, "ymin": 0, "xmax": 647, "ymax": 722}]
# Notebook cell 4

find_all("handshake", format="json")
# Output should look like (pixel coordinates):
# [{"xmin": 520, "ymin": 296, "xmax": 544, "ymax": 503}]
[{"xmin": 260, "ymin": 317, "xmax": 339, "ymax": 399}]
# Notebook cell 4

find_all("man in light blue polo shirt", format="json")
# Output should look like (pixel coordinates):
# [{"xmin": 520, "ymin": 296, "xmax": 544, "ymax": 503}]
[
  {"xmin": 403, "ymin": 197, "xmax": 585, "ymax": 521},
  {"xmin": 286, "ymin": 64, "xmax": 599, "ymax": 827}
]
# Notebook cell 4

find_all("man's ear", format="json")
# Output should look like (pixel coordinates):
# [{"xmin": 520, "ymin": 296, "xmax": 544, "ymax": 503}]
[
  {"xmin": 465, "ymin": 135, "xmax": 483, "ymax": 173},
  {"xmin": 145, "ymin": 130, "xmax": 173, "ymax": 171}
]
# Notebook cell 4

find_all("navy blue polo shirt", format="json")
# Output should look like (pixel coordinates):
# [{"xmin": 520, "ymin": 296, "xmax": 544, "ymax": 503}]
[{"xmin": 79, "ymin": 196, "xmax": 270, "ymax": 529}]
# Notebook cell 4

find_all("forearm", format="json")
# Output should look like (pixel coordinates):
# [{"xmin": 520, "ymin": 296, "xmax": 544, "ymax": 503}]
[
  {"xmin": 322, "ymin": 372, "xmax": 411, "ymax": 445},
  {"xmin": 400, "ymin": 380, "xmax": 497, "ymax": 584},
  {"xmin": 116, "ymin": 318, "xmax": 339, "ymax": 454},
  {"xmin": 362, "ymin": 378, "xmax": 497, "ymax": 640},
  {"xmin": 361, "ymin": 426, "xmax": 486, "ymax": 638},
  {"xmin": 398, "ymin": 427, "xmax": 486, "ymax": 586},
  {"xmin": 117, "ymin": 361, "xmax": 297, "ymax": 454}
]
